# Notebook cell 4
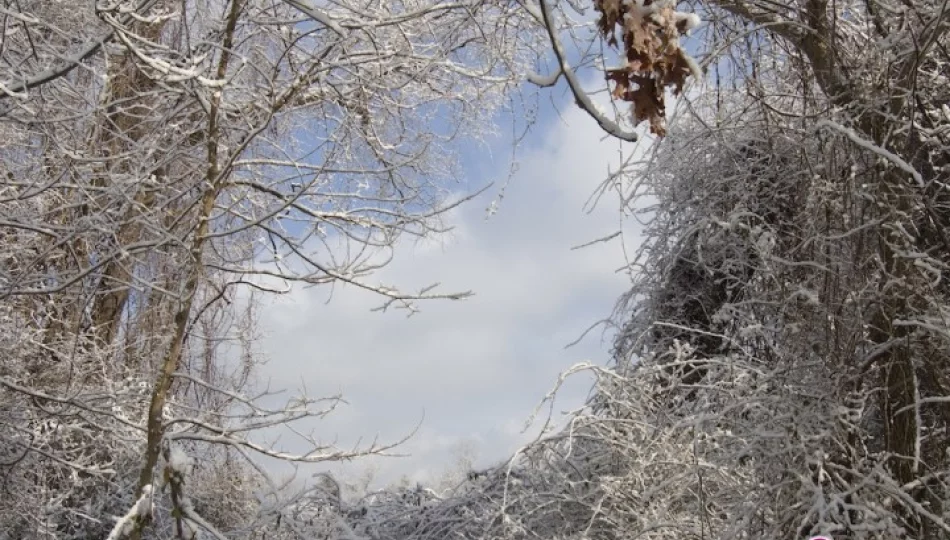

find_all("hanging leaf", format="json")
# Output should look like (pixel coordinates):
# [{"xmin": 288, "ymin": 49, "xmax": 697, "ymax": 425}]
[{"xmin": 593, "ymin": 0, "xmax": 701, "ymax": 135}]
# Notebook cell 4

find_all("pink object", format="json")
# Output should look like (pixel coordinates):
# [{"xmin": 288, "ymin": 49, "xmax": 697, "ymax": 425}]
[{"xmin": 808, "ymin": 537, "xmax": 832, "ymax": 540}]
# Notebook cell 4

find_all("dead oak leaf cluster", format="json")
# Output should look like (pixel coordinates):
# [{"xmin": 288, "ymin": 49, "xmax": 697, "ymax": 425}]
[{"xmin": 594, "ymin": 0, "xmax": 699, "ymax": 136}]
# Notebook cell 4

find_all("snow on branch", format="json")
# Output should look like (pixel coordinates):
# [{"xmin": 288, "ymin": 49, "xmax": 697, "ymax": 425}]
[
  {"xmin": 106, "ymin": 485, "xmax": 153, "ymax": 540},
  {"xmin": 816, "ymin": 119, "xmax": 925, "ymax": 186},
  {"xmin": 281, "ymin": 0, "xmax": 346, "ymax": 36},
  {"xmin": 537, "ymin": 0, "xmax": 640, "ymax": 141}
]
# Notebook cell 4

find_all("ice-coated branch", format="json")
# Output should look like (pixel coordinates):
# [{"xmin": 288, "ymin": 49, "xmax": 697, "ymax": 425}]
[
  {"xmin": 106, "ymin": 485, "xmax": 153, "ymax": 540},
  {"xmin": 817, "ymin": 119, "xmax": 925, "ymax": 186},
  {"xmin": 281, "ymin": 0, "xmax": 346, "ymax": 36},
  {"xmin": 536, "ymin": 0, "xmax": 639, "ymax": 141},
  {"xmin": 527, "ymin": 68, "xmax": 563, "ymax": 87}
]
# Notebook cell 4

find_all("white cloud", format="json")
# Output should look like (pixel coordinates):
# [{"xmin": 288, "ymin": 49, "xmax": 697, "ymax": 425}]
[{"xmin": 253, "ymin": 102, "xmax": 649, "ymax": 488}]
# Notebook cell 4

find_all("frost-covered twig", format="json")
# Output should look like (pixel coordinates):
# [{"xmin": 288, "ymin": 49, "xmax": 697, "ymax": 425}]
[
  {"xmin": 536, "ymin": 0, "xmax": 639, "ymax": 141},
  {"xmin": 816, "ymin": 119, "xmax": 924, "ymax": 186}
]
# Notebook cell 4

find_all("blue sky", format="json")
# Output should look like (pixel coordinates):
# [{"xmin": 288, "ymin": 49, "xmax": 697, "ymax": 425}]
[{"xmin": 251, "ymin": 80, "xmax": 652, "ymax": 489}]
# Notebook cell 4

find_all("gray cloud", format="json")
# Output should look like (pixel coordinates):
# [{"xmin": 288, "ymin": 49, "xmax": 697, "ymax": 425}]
[{"xmin": 253, "ymin": 104, "xmax": 647, "ymax": 488}]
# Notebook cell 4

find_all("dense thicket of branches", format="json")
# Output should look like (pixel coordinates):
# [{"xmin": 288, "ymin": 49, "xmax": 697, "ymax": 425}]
[
  {"xmin": 606, "ymin": 0, "xmax": 950, "ymax": 535},
  {"xmin": 528, "ymin": 0, "xmax": 949, "ymax": 536}
]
